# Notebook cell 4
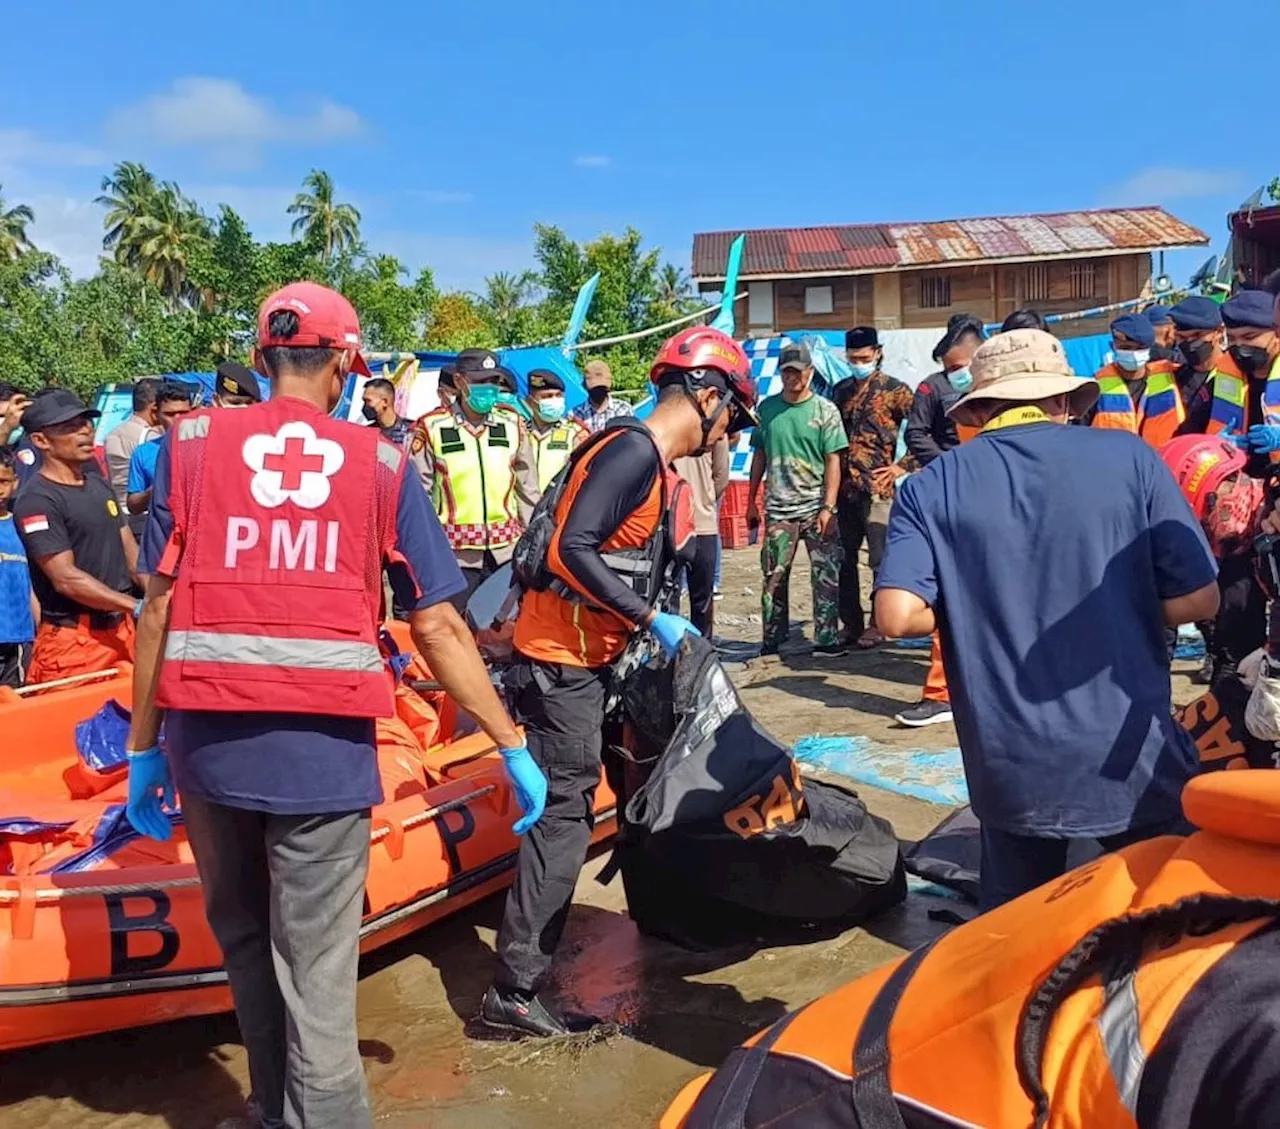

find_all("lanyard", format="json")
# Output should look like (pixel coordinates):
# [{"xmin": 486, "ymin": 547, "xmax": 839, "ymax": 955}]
[{"xmin": 981, "ymin": 405, "xmax": 1053, "ymax": 433}]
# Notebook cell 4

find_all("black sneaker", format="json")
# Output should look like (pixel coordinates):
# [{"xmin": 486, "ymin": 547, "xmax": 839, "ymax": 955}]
[
  {"xmin": 759, "ymin": 643, "xmax": 781, "ymax": 657},
  {"xmin": 480, "ymin": 985, "xmax": 569, "ymax": 1038},
  {"xmin": 894, "ymin": 700, "xmax": 954, "ymax": 727},
  {"xmin": 812, "ymin": 643, "xmax": 849, "ymax": 659}
]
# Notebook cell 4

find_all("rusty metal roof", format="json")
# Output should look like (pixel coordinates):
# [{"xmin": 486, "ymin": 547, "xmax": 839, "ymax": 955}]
[{"xmin": 691, "ymin": 207, "xmax": 1209, "ymax": 279}]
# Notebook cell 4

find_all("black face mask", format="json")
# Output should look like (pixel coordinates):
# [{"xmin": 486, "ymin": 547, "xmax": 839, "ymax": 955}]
[
  {"xmin": 1229, "ymin": 344, "xmax": 1272, "ymax": 377},
  {"xmin": 1150, "ymin": 345, "xmax": 1177, "ymax": 362},
  {"xmin": 1181, "ymin": 338, "xmax": 1217, "ymax": 368},
  {"xmin": 361, "ymin": 403, "xmax": 379, "ymax": 422},
  {"xmin": 588, "ymin": 386, "xmax": 610, "ymax": 406}
]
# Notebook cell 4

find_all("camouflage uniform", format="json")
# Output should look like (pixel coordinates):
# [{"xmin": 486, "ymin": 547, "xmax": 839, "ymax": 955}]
[{"xmin": 761, "ymin": 517, "xmax": 843, "ymax": 650}]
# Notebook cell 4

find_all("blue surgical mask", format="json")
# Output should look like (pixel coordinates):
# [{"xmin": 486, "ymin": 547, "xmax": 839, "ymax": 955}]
[
  {"xmin": 948, "ymin": 367, "xmax": 973, "ymax": 392},
  {"xmin": 1113, "ymin": 348, "xmax": 1150, "ymax": 373},
  {"xmin": 850, "ymin": 362, "xmax": 877, "ymax": 379},
  {"xmin": 536, "ymin": 395, "xmax": 566, "ymax": 422},
  {"xmin": 465, "ymin": 384, "xmax": 501, "ymax": 415}
]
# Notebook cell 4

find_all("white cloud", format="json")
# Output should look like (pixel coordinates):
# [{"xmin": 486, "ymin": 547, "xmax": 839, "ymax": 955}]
[
  {"xmin": 1104, "ymin": 167, "xmax": 1245, "ymax": 205},
  {"xmin": 106, "ymin": 78, "xmax": 364, "ymax": 167},
  {"xmin": 25, "ymin": 193, "xmax": 107, "ymax": 277},
  {"xmin": 0, "ymin": 129, "xmax": 106, "ymax": 171},
  {"xmin": 573, "ymin": 155, "xmax": 611, "ymax": 169}
]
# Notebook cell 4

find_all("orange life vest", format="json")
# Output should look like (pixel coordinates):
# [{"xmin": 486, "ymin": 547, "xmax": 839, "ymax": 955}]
[
  {"xmin": 1090, "ymin": 360, "xmax": 1184, "ymax": 446},
  {"xmin": 158, "ymin": 398, "xmax": 403, "ymax": 718},
  {"xmin": 514, "ymin": 427, "xmax": 693, "ymax": 668},
  {"xmin": 663, "ymin": 770, "xmax": 1280, "ymax": 1129}
]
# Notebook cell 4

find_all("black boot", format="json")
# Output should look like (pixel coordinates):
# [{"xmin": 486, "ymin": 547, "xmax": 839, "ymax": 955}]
[{"xmin": 480, "ymin": 985, "xmax": 569, "ymax": 1038}]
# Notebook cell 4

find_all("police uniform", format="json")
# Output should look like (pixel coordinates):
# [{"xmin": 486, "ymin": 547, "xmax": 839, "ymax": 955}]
[
  {"xmin": 407, "ymin": 350, "xmax": 539, "ymax": 605},
  {"xmin": 525, "ymin": 368, "xmax": 588, "ymax": 491},
  {"xmin": 1089, "ymin": 313, "xmax": 1184, "ymax": 444}
]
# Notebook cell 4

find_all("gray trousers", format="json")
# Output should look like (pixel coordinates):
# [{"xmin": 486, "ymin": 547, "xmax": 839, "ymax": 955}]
[{"xmin": 183, "ymin": 795, "xmax": 372, "ymax": 1129}]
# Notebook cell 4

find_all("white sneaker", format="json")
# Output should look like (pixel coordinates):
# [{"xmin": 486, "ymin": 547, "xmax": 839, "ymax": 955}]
[{"xmin": 894, "ymin": 700, "xmax": 954, "ymax": 727}]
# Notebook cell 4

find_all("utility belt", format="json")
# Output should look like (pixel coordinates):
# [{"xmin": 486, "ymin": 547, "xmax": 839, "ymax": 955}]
[{"xmin": 43, "ymin": 611, "xmax": 125, "ymax": 632}]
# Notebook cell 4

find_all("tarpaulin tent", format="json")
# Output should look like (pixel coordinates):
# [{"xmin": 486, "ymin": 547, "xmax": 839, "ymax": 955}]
[
  {"xmin": 92, "ymin": 372, "xmax": 271, "ymax": 445},
  {"xmin": 498, "ymin": 346, "xmax": 588, "ymax": 412}
]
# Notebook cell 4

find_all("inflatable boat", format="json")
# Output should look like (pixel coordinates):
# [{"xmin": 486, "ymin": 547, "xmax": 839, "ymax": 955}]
[{"xmin": 0, "ymin": 645, "xmax": 616, "ymax": 1051}]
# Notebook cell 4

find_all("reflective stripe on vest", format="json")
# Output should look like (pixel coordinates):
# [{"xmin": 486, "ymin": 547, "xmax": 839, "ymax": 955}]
[
  {"xmin": 1092, "ymin": 363, "xmax": 1184, "ymax": 446},
  {"xmin": 532, "ymin": 422, "xmax": 585, "ymax": 492},
  {"xmin": 1206, "ymin": 355, "xmax": 1280, "ymax": 463},
  {"xmin": 427, "ymin": 407, "xmax": 522, "ymax": 549},
  {"xmin": 165, "ymin": 630, "xmax": 385, "ymax": 674},
  {"xmin": 156, "ymin": 400, "xmax": 400, "ymax": 719}
]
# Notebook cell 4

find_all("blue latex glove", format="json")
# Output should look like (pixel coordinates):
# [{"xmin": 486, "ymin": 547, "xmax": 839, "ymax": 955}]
[
  {"xmin": 649, "ymin": 611, "xmax": 702, "ymax": 658},
  {"xmin": 500, "ymin": 745, "xmax": 547, "ymax": 835},
  {"xmin": 1246, "ymin": 425, "xmax": 1280, "ymax": 454},
  {"xmin": 126, "ymin": 746, "xmax": 175, "ymax": 841},
  {"xmin": 1225, "ymin": 430, "xmax": 1251, "ymax": 450},
  {"xmin": 132, "ymin": 597, "xmax": 145, "ymax": 619}
]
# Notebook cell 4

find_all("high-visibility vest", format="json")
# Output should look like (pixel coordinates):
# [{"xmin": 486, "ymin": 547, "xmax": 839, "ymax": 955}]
[
  {"xmin": 1091, "ymin": 360, "xmax": 1184, "ymax": 446},
  {"xmin": 663, "ymin": 769, "xmax": 1280, "ymax": 1129},
  {"xmin": 157, "ymin": 398, "xmax": 402, "ymax": 718},
  {"xmin": 418, "ymin": 405, "xmax": 524, "ymax": 551},
  {"xmin": 1207, "ymin": 353, "xmax": 1280, "ymax": 464},
  {"xmin": 529, "ymin": 418, "xmax": 589, "ymax": 492}
]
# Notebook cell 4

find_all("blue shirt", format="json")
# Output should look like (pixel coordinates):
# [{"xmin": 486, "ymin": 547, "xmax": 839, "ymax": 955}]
[
  {"xmin": 126, "ymin": 437, "xmax": 162, "ymax": 495},
  {"xmin": 140, "ymin": 427, "xmax": 467, "ymax": 815},
  {"xmin": 875, "ymin": 421, "xmax": 1217, "ymax": 837},
  {"xmin": 0, "ymin": 514, "xmax": 35, "ymax": 644}
]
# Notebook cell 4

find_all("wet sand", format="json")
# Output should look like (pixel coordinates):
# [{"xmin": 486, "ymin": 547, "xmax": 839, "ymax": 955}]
[{"xmin": 0, "ymin": 546, "xmax": 1204, "ymax": 1128}]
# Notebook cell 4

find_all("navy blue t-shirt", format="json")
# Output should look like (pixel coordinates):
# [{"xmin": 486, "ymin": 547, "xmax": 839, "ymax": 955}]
[
  {"xmin": 140, "ymin": 427, "xmax": 466, "ymax": 815},
  {"xmin": 875, "ymin": 421, "xmax": 1217, "ymax": 837}
]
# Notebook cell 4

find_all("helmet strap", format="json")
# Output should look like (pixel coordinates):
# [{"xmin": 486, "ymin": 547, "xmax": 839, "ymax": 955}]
[{"xmin": 685, "ymin": 378, "xmax": 729, "ymax": 457}]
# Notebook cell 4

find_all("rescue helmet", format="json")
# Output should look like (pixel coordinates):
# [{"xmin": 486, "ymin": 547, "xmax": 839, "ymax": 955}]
[
  {"xmin": 650, "ymin": 326, "xmax": 759, "ymax": 431},
  {"xmin": 1159, "ymin": 434, "xmax": 1247, "ymax": 520}
]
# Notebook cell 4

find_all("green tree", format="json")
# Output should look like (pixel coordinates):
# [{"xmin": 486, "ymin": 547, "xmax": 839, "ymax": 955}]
[
  {"xmin": 425, "ymin": 292, "xmax": 497, "ymax": 352},
  {"xmin": 654, "ymin": 263, "xmax": 695, "ymax": 319},
  {"xmin": 340, "ymin": 254, "xmax": 433, "ymax": 351},
  {"xmin": 477, "ymin": 270, "xmax": 539, "ymax": 346},
  {"xmin": 132, "ymin": 184, "xmax": 209, "ymax": 308},
  {"xmin": 287, "ymin": 169, "xmax": 361, "ymax": 263},
  {"xmin": 96, "ymin": 161, "xmax": 161, "ymax": 267},
  {"xmin": 0, "ymin": 186, "xmax": 36, "ymax": 261}
]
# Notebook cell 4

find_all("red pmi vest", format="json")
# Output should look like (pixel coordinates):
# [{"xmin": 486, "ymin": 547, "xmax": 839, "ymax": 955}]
[{"xmin": 156, "ymin": 397, "xmax": 403, "ymax": 718}]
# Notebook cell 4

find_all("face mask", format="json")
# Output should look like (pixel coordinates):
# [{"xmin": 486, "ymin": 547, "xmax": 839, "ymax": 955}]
[
  {"xmin": 1182, "ymin": 338, "xmax": 1217, "ymax": 368},
  {"xmin": 536, "ymin": 395, "xmax": 565, "ymax": 422},
  {"xmin": 1113, "ymin": 348, "xmax": 1150, "ymax": 373},
  {"xmin": 948, "ymin": 367, "xmax": 973, "ymax": 393},
  {"xmin": 588, "ymin": 386, "xmax": 610, "ymax": 406},
  {"xmin": 465, "ymin": 384, "xmax": 501, "ymax": 415},
  {"xmin": 1229, "ymin": 344, "xmax": 1272, "ymax": 377},
  {"xmin": 361, "ymin": 403, "xmax": 379, "ymax": 422},
  {"xmin": 850, "ymin": 361, "xmax": 877, "ymax": 379}
]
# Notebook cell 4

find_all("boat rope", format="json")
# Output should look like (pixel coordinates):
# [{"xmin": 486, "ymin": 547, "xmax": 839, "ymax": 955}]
[{"xmin": 0, "ymin": 786, "xmax": 499, "ymax": 904}]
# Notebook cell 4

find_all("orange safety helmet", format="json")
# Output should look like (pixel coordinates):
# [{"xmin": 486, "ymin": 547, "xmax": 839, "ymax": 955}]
[
  {"xmin": 1160, "ymin": 434, "xmax": 1247, "ymax": 520},
  {"xmin": 650, "ymin": 326, "xmax": 759, "ymax": 431}
]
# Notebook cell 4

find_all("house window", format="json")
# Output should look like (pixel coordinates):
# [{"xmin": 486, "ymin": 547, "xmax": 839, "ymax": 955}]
[
  {"xmin": 1068, "ymin": 261, "xmax": 1097, "ymax": 300},
  {"xmin": 1024, "ymin": 264, "xmax": 1050, "ymax": 302},
  {"xmin": 804, "ymin": 285, "xmax": 834, "ymax": 315},
  {"xmin": 748, "ymin": 281, "xmax": 775, "ymax": 328},
  {"xmin": 919, "ymin": 275, "xmax": 951, "ymax": 309}
]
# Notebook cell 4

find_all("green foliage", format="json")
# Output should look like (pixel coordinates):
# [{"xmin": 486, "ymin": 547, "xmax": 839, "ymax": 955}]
[
  {"xmin": 1269, "ymin": 177, "xmax": 1280, "ymax": 204},
  {"xmin": 0, "ymin": 168, "xmax": 697, "ymax": 401}
]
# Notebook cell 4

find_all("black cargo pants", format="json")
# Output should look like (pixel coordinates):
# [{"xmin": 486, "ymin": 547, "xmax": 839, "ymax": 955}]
[{"xmin": 494, "ymin": 656, "xmax": 610, "ymax": 993}]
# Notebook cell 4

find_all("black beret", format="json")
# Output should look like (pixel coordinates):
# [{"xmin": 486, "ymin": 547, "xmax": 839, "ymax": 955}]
[
  {"xmin": 1169, "ymin": 296, "xmax": 1223, "ymax": 331},
  {"xmin": 527, "ymin": 368, "xmax": 565, "ymax": 392}
]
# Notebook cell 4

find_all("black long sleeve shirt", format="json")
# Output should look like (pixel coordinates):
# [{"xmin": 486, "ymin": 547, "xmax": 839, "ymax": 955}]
[{"xmin": 906, "ymin": 371, "xmax": 962, "ymax": 467}]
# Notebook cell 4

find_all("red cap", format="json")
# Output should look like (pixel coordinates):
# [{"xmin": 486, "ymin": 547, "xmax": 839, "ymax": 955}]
[{"xmin": 257, "ymin": 282, "xmax": 372, "ymax": 377}]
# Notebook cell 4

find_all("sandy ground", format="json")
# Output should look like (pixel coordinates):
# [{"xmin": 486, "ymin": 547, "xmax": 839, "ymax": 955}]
[{"xmin": 0, "ymin": 545, "xmax": 1205, "ymax": 1128}]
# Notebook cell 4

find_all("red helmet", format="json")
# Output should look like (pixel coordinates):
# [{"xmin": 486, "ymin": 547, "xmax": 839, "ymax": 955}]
[
  {"xmin": 650, "ymin": 326, "xmax": 759, "ymax": 430},
  {"xmin": 1160, "ymin": 434, "xmax": 1247, "ymax": 520}
]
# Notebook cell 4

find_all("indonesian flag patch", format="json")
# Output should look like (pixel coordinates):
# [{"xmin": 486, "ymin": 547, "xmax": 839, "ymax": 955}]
[{"xmin": 20, "ymin": 514, "xmax": 50, "ymax": 534}]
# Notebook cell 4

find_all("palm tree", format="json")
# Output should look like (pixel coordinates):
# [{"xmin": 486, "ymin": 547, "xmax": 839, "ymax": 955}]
[
  {"xmin": 0, "ymin": 186, "xmax": 35, "ymax": 260},
  {"xmin": 657, "ymin": 263, "xmax": 692, "ymax": 312},
  {"xmin": 132, "ymin": 184, "xmax": 209, "ymax": 308},
  {"xmin": 479, "ymin": 271, "xmax": 538, "ymax": 344},
  {"xmin": 96, "ymin": 161, "xmax": 160, "ymax": 265},
  {"xmin": 287, "ymin": 169, "xmax": 361, "ymax": 262}
]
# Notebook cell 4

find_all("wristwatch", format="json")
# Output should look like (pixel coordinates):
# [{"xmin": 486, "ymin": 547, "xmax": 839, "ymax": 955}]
[{"xmin": 818, "ymin": 504, "xmax": 835, "ymax": 516}]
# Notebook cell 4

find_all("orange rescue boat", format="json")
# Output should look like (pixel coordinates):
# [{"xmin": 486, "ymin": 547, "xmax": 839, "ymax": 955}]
[{"xmin": 0, "ymin": 652, "xmax": 616, "ymax": 1051}]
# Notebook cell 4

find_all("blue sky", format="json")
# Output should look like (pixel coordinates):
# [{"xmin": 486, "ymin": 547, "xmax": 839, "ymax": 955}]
[{"xmin": 2, "ymin": 0, "xmax": 1273, "ymax": 293}]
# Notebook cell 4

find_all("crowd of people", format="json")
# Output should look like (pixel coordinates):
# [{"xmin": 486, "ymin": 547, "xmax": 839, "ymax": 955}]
[{"xmin": 5, "ymin": 271, "xmax": 1280, "ymax": 1126}]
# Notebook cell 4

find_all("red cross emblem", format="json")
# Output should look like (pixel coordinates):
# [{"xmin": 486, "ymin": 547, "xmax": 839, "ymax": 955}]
[{"xmin": 263, "ymin": 437, "xmax": 326, "ymax": 491}]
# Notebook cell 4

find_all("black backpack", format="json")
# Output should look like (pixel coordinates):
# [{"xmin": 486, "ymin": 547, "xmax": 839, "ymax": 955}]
[{"xmin": 512, "ymin": 417, "xmax": 671, "ymax": 599}]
